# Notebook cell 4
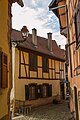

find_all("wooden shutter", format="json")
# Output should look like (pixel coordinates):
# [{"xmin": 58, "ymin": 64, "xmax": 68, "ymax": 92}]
[
  {"xmin": 42, "ymin": 56, "xmax": 49, "ymax": 72},
  {"xmin": 0, "ymin": 52, "xmax": 2, "ymax": 89},
  {"xmin": 29, "ymin": 53, "xmax": 37, "ymax": 71},
  {"xmin": 25, "ymin": 85, "xmax": 29, "ymax": 100},
  {"xmin": 2, "ymin": 53, "xmax": 8, "ymax": 89},
  {"xmin": 48, "ymin": 85, "xmax": 52, "ymax": 97}
]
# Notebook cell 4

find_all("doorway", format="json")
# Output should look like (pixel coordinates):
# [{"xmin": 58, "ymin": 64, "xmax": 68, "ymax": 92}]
[{"xmin": 60, "ymin": 83, "xmax": 65, "ymax": 100}]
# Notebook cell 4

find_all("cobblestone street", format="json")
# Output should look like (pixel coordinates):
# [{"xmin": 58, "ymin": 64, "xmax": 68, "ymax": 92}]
[{"xmin": 13, "ymin": 100, "xmax": 71, "ymax": 120}]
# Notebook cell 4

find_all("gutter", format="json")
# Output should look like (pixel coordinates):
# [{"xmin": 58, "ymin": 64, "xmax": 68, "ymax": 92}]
[{"xmin": 49, "ymin": 4, "xmax": 66, "ymax": 11}]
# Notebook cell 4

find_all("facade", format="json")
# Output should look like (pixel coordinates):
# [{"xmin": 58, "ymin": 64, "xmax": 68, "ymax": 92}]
[
  {"xmin": 11, "ymin": 28, "xmax": 65, "ymax": 114},
  {"xmin": 0, "ymin": 0, "xmax": 23, "ymax": 120},
  {"xmin": 49, "ymin": 0, "xmax": 80, "ymax": 120}
]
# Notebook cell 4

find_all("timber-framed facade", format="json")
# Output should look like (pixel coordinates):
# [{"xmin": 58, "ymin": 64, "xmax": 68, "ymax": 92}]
[
  {"xmin": 49, "ymin": 0, "xmax": 80, "ymax": 120},
  {"xmin": 11, "ymin": 28, "xmax": 65, "ymax": 115}
]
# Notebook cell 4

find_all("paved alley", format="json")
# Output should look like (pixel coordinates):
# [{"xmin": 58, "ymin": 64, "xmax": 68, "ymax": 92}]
[{"xmin": 13, "ymin": 100, "xmax": 71, "ymax": 120}]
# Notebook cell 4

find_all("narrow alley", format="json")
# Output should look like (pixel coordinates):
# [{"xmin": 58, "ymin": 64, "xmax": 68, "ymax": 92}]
[{"xmin": 12, "ymin": 100, "xmax": 71, "ymax": 120}]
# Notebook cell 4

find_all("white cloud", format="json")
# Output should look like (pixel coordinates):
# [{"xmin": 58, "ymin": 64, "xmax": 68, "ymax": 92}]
[{"xmin": 12, "ymin": 0, "xmax": 66, "ymax": 49}]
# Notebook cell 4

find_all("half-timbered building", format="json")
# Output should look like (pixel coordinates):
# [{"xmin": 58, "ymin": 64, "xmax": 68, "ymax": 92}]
[
  {"xmin": 11, "ymin": 28, "xmax": 65, "ymax": 114},
  {"xmin": 49, "ymin": 0, "xmax": 80, "ymax": 119}
]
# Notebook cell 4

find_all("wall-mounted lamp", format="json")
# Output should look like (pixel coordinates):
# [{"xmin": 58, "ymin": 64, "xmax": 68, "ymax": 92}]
[
  {"xmin": 11, "ymin": 26, "xmax": 29, "ymax": 46},
  {"xmin": 21, "ymin": 26, "xmax": 29, "ymax": 40}
]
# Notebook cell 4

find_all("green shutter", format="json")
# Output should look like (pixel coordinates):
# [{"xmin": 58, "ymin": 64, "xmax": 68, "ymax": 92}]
[
  {"xmin": 48, "ymin": 85, "xmax": 52, "ymax": 97},
  {"xmin": 25, "ymin": 85, "xmax": 29, "ymax": 100}
]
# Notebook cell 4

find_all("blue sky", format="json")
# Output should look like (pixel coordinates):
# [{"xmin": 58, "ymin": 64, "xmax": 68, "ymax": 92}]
[{"xmin": 12, "ymin": 0, "xmax": 66, "ymax": 49}]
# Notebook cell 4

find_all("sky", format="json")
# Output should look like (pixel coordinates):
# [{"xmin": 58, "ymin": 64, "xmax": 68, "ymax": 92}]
[{"xmin": 12, "ymin": 0, "xmax": 66, "ymax": 49}]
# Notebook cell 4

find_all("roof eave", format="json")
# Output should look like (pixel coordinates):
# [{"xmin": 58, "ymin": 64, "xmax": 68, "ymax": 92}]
[
  {"xmin": 17, "ymin": 0, "xmax": 24, "ymax": 7},
  {"xmin": 49, "ymin": 0, "xmax": 59, "ymax": 17},
  {"xmin": 17, "ymin": 46, "xmax": 65, "ymax": 62},
  {"xmin": 49, "ymin": 0, "xmax": 55, "ymax": 8},
  {"xmin": 12, "ymin": 0, "xmax": 24, "ymax": 7}
]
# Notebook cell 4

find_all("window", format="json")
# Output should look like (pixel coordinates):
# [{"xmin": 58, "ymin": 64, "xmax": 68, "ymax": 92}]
[
  {"xmin": 25, "ymin": 84, "xmax": 37, "ymax": 100},
  {"xmin": 42, "ymin": 56, "xmax": 49, "ymax": 72},
  {"xmin": 29, "ymin": 85, "xmax": 36, "ymax": 99},
  {"xmin": 29, "ymin": 53, "xmax": 37, "ymax": 71},
  {"xmin": 42, "ymin": 85, "xmax": 48, "ymax": 97},
  {"xmin": 42, "ymin": 84, "xmax": 52, "ymax": 97},
  {"xmin": 25, "ymin": 84, "xmax": 52, "ymax": 100},
  {"xmin": 0, "ymin": 52, "xmax": 8, "ymax": 89}
]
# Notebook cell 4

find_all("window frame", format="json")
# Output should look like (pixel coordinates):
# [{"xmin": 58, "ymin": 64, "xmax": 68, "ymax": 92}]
[{"xmin": 25, "ymin": 83, "xmax": 52, "ymax": 100}]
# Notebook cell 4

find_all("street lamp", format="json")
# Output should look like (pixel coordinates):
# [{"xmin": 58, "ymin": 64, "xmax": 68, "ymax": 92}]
[
  {"xmin": 21, "ymin": 26, "xmax": 29, "ymax": 40},
  {"xmin": 12, "ymin": 26, "xmax": 29, "ymax": 45}
]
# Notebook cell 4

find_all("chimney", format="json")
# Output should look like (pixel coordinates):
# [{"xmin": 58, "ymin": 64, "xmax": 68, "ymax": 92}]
[
  {"xmin": 32, "ymin": 28, "xmax": 37, "ymax": 47},
  {"xmin": 47, "ymin": 32, "xmax": 52, "ymax": 51}
]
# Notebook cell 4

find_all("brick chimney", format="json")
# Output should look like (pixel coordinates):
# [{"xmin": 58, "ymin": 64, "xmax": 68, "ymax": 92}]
[
  {"xmin": 32, "ymin": 28, "xmax": 37, "ymax": 47},
  {"xmin": 47, "ymin": 32, "xmax": 52, "ymax": 51}
]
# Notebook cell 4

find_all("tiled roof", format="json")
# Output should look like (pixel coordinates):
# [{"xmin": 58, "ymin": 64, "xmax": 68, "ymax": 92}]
[
  {"xmin": 11, "ymin": 29, "xmax": 65, "ymax": 61},
  {"xmin": 12, "ymin": 0, "xmax": 24, "ymax": 7}
]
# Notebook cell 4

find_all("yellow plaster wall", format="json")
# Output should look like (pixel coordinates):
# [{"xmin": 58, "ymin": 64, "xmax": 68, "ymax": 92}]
[
  {"xmin": 15, "ymin": 78, "xmax": 60, "ymax": 99},
  {"xmin": 14, "ymin": 49, "xmax": 61, "ymax": 106},
  {"xmin": 38, "ymin": 56, "xmax": 42, "ymax": 66},
  {"xmin": 0, "ymin": 0, "xmax": 10, "ymax": 119}
]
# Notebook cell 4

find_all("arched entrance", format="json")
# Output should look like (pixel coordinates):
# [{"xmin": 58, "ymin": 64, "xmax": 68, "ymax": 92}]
[{"xmin": 74, "ymin": 87, "xmax": 79, "ymax": 120}]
